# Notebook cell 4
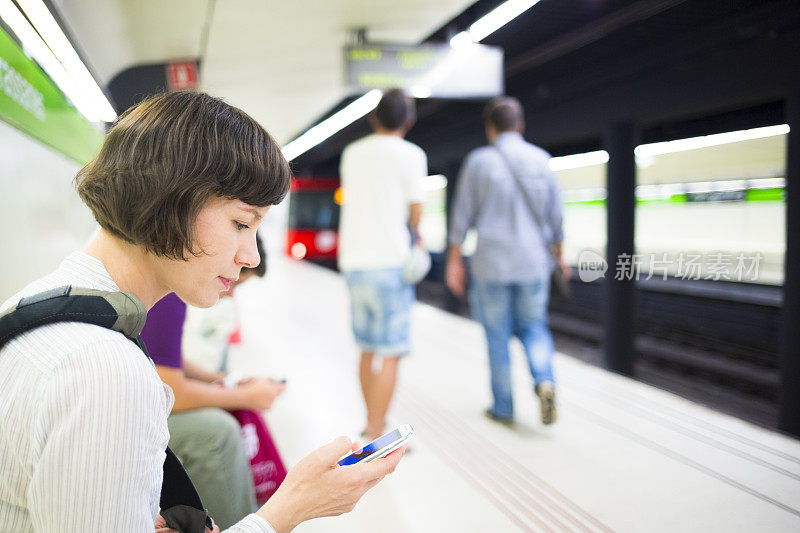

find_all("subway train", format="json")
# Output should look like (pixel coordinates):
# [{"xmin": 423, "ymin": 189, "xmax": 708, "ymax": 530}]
[{"xmin": 286, "ymin": 177, "xmax": 341, "ymax": 264}]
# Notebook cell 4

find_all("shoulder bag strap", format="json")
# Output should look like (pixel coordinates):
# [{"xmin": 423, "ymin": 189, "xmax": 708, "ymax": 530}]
[{"xmin": 493, "ymin": 146, "xmax": 548, "ymax": 233}]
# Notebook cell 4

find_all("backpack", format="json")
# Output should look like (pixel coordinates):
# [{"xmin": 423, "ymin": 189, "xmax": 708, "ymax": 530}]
[{"xmin": 0, "ymin": 286, "xmax": 213, "ymax": 533}]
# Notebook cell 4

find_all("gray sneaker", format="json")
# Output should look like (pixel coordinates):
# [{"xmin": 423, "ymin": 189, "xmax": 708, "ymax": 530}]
[
  {"xmin": 484, "ymin": 408, "xmax": 515, "ymax": 427},
  {"xmin": 536, "ymin": 382, "xmax": 557, "ymax": 425}
]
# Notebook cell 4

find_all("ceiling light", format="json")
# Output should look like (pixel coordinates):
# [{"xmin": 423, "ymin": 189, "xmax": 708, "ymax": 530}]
[
  {"xmin": 468, "ymin": 0, "xmax": 541, "ymax": 42},
  {"xmin": 635, "ymin": 124, "xmax": 789, "ymax": 158},
  {"xmin": 282, "ymin": 89, "xmax": 382, "ymax": 161},
  {"xmin": 0, "ymin": 0, "xmax": 116, "ymax": 122},
  {"xmin": 552, "ymin": 124, "xmax": 789, "ymax": 173},
  {"xmin": 0, "ymin": 1, "xmax": 75, "ymax": 99},
  {"xmin": 549, "ymin": 150, "xmax": 609, "ymax": 171},
  {"xmin": 451, "ymin": 0, "xmax": 541, "ymax": 48}
]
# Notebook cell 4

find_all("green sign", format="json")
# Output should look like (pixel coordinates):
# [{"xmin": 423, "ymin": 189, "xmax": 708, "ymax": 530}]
[{"xmin": 0, "ymin": 26, "xmax": 104, "ymax": 164}]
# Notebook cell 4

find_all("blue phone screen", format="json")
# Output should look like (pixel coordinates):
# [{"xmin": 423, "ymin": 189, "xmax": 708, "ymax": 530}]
[{"xmin": 338, "ymin": 430, "xmax": 402, "ymax": 466}]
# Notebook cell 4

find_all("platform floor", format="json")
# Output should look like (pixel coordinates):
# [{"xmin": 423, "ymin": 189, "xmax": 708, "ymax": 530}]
[{"xmin": 226, "ymin": 257, "xmax": 800, "ymax": 532}]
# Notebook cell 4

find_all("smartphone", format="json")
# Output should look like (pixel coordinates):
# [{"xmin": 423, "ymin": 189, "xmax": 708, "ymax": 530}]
[{"xmin": 337, "ymin": 424, "xmax": 414, "ymax": 466}]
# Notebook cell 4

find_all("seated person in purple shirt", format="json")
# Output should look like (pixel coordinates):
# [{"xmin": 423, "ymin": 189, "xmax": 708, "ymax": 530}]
[{"xmin": 142, "ymin": 235, "xmax": 285, "ymax": 529}]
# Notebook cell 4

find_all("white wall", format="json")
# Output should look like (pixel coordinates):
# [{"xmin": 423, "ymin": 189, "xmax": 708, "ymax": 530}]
[{"xmin": 0, "ymin": 121, "xmax": 97, "ymax": 301}]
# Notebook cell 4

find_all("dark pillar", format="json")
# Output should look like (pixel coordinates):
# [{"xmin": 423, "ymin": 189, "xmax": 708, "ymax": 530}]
[
  {"xmin": 604, "ymin": 122, "xmax": 638, "ymax": 376},
  {"xmin": 779, "ymin": 92, "xmax": 800, "ymax": 437}
]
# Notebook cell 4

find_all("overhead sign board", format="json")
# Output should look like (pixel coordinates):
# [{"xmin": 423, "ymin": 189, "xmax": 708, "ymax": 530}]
[
  {"xmin": 0, "ymin": 26, "xmax": 104, "ymax": 164},
  {"xmin": 345, "ymin": 43, "xmax": 503, "ymax": 98}
]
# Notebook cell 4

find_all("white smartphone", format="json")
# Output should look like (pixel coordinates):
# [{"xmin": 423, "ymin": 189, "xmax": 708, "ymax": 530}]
[{"xmin": 337, "ymin": 424, "xmax": 414, "ymax": 466}]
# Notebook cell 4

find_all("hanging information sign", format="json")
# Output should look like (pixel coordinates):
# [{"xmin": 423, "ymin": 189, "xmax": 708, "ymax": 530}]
[{"xmin": 345, "ymin": 42, "xmax": 503, "ymax": 98}]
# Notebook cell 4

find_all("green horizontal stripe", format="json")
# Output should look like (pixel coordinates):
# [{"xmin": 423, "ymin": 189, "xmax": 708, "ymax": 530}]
[
  {"xmin": 564, "ymin": 187, "xmax": 785, "ymax": 207},
  {"xmin": 746, "ymin": 188, "xmax": 784, "ymax": 202}
]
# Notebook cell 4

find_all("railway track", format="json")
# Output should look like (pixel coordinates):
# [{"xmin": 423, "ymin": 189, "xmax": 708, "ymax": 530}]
[{"xmin": 417, "ymin": 276, "xmax": 783, "ymax": 430}]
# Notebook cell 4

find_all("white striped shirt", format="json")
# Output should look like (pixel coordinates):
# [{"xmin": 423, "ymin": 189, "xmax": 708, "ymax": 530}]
[{"xmin": 0, "ymin": 252, "xmax": 275, "ymax": 533}]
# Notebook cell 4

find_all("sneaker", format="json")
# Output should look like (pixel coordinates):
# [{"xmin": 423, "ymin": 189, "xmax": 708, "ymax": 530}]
[
  {"xmin": 484, "ymin": 408, "xmax": 514, "ymax": 427},
  {"xmin": 536, "ymin": 382, "xmax": 558, "ymax": 425}
]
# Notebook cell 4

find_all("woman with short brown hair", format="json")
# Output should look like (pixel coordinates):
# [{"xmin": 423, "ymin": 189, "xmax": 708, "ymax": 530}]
[{"xmin": 0, "ymin": 91, "xmax": 404, "ymax": 533}]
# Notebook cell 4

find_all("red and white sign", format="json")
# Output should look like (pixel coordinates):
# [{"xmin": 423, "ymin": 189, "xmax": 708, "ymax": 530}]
[{"xmin": 166, "ymin": 62, "xmax": 197, "ymax": 91}]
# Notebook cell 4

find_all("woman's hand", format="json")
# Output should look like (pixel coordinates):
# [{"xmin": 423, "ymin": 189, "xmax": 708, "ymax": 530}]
[
  {"xmin": 256, "ymin": 436, "xmax": 406, "ymax": 533},
  {"xmin": 237, "ymin": 377, "xmax": 286, "ymax": 411}
]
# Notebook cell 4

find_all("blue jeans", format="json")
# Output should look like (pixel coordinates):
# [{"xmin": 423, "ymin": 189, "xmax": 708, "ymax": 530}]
[{"xmin": 469, "ymin": 278, "xmax": 555, "ymax": 418}]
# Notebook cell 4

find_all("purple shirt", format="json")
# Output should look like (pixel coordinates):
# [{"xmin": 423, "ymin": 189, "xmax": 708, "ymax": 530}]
[{"xmin": 141, "ymin": 293, "xmax": 186, "ymax": 369}]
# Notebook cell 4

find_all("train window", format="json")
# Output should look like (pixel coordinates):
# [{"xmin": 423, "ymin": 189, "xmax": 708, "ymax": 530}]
[{"xmin": 288, "ymin": 190, "xmax": 340, "ymax": 230}]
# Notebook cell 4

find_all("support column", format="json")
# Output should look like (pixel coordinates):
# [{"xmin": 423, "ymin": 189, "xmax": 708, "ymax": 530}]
[
  {"xmin": 604, "ymin": 122, "xmax": 638, "ymax": 376},
  {"xmin": 779, "ymin": 92, "xmax": 800, "ymax": 437}
]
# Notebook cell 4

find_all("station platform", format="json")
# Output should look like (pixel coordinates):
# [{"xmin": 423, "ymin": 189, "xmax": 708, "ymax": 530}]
[{"xmin": 226, "ymin": 256, "xmax": 800, "ymax": 532}]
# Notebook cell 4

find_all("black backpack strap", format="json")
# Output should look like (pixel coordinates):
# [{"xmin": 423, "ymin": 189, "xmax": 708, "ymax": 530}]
[
  {"xmin": 160, "ymin": 447, "xmax": 215, "ymax": 532},
  {"xmin": 0, "ymin": 287, "xmax": 212, "ymax": 533},
  {"xmin": 0, "ymin": 286, "xmax": 146, "ymax": 350},
  {"xmin": 136, "ymin": 336, "xmax": 214, "ymax": 532}
]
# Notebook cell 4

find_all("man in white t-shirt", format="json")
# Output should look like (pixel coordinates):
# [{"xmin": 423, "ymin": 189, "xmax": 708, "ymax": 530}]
[{"xmin": 338, "ymin": 89, "xmax": 427, "ymax": 440}]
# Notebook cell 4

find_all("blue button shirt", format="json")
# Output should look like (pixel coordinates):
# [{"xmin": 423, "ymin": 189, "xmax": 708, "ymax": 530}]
[{"xmin": 449, "ymin": 132, "xmax": 564, "ymax": 283}]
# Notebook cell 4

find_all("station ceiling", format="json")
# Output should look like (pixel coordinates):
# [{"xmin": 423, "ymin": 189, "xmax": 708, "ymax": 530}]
[
  {"xmin": 291, "ymin": 0, "xmax": 800, "ymax": 176},
  {"xmin": 51, "ymin": 0, "xmax": 475, "ymax": 143},
  {"xmin": 50, "ymin": 0, "xmax": 800, "ymax": 176}
]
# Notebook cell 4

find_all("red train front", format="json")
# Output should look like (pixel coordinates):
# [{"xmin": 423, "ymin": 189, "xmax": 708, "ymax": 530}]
[{"xmin": 286, "ymin": 177, "xmax": 341, "ymax": 265}]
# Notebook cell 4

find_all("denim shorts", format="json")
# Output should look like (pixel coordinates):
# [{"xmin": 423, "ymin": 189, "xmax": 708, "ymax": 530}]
[{"xmin": 344, "ymin": 268, "xmax": 413, "ymax": 356}]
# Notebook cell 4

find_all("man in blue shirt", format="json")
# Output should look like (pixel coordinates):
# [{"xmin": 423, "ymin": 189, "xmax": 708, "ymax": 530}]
[{"xmin": 446, "ymin": 96, "xmax": 569, "ymax": 425}]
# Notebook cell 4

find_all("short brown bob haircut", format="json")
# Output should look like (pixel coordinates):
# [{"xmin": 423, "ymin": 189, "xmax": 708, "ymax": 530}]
[
  {"xmin": 483, "ymin": 96, "xmax": 525, "ymax": 133},
  {"xmin": 76, "ymin": 91, "xmax": 291, "ymax": 260}
]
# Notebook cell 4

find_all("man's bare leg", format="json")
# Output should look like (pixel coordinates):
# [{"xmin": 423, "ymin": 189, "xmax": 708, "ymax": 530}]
[{"xmin": 363, "ymin": 355, "xmax": 400, "ymax": 440}]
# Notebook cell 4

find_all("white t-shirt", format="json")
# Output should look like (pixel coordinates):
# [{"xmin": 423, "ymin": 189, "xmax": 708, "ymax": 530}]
[
  {"xmin": 337, "ymin": 134, "xmax": 427, "ymax": 271},
  {"xmin": 182, "ymin": 297, "xmax": 236, "ymax": 372}
]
